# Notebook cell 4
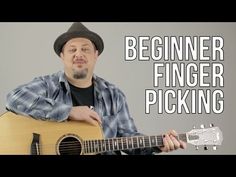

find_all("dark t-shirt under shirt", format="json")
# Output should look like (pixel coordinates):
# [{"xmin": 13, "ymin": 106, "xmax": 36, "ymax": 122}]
[{"xmin": 68, "ymin": 82, "xmax": 94, "ymax": 107}]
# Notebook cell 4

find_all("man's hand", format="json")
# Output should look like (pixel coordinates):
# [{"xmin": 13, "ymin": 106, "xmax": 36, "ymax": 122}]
[
  {"xmin": 68, "ymin": 106, "xmax": 102, "ymax": 126},
  {"xmin": 160, "ymin": 130, "xmax": 187, "ymax": 152}
]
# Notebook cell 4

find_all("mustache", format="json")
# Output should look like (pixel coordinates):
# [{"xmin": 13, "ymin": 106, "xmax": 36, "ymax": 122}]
[{"xmin": 73, "ymin": 56, "xmax": 87, "ymax": 63}]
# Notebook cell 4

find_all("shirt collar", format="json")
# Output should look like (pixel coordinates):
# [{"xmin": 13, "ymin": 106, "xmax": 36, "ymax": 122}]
[
  {"xmin": 58, "ymin": 71, "xmax": 70, "ymax": 94},
  {"xmin": 58, "ymin": 71, "xmax": 108, "ymax": 96}
]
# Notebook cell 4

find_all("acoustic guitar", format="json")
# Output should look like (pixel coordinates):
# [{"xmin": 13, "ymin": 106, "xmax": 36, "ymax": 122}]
[{"xmin": 0, "ymin": 111, "xmax": 223, "ymax": 155}]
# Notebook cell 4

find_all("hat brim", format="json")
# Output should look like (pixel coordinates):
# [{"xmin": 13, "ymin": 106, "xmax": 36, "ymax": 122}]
[{"xmin": 54, "ymin": 31, "xmax": 104, "ymax": 57}]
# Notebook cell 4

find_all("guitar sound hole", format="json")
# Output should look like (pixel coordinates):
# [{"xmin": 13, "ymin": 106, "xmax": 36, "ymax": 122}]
[{"xmin": 58, "ymin": 136, "xmax": 82, "ymax": 155}]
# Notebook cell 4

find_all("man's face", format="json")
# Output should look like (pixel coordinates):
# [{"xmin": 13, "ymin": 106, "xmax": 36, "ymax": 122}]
[{"xmin": 60, "ymin": 37, "xmax": 98, "ymax": 80}]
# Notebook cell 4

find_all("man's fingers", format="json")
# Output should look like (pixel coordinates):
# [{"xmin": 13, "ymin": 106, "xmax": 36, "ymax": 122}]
[
  {"xmin": 160, "ymin": 130, "xmax": 187, "ymax": 152},
  {"xmin": 89, "ymin": 110, "xmax": 102, "ymax": 124},
  {"xmin": 169, "ymin": 130, "xmax": 187, "ymax": 149},
  {"xmin": 179, "ymin": 140, "xmax": 187, "ymax": 149},
  {"xmin": 165, "ymin": 134, "xmax": 175, "ymax": 151},
  {"xmin": 162, "ymin": 135, "xmax": 170, "ymax": 152},
  {"xmin": 169, "ymin": 130, "xmax": 178, "ymax": 137},
  {"xmin": 86, "ymin": 117, "xmax": 99, "ymax": 126},
  {"xmin": 170, "ymin": 135, "xmax": 180, "ymax": 149},
  {"xmin": 162, "ymin": 134, "xmax": 175, "ymax": 152}
]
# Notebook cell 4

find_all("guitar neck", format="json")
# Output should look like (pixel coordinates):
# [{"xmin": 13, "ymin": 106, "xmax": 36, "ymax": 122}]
[{"xmin": 83, "ymin": 133, "xmax": 187, "ymax": 154}]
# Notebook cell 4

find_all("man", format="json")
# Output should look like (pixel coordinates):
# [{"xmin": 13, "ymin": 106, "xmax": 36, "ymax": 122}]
[{"xmin": 6, "ymin": 22, "xmax": 186, "ymax": 155}]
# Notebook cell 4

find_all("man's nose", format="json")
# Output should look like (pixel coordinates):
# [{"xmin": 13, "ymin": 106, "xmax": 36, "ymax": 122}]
[{"xmin": 75, "ymin": 50, "xmax": 83, "ymax": 58}]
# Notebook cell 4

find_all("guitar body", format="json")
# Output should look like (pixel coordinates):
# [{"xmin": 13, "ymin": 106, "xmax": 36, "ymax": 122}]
[
  {"xmin": 0, "ymin": 112, "xmax": 104, "ymax": 155},
  {"xmin": 0, "ymin": 112, "xmax": 223, "ymax": 155}
]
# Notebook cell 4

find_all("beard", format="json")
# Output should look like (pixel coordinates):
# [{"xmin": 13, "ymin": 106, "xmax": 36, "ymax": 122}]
[{"xmin": 72, "ymin": 68, "xmax": 88, "ymax": 79}]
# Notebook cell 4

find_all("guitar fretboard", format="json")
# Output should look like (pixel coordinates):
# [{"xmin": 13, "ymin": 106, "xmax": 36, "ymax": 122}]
[{"xmin": 83, "ymin": 134, "xmax": 187, "ymax": 154}]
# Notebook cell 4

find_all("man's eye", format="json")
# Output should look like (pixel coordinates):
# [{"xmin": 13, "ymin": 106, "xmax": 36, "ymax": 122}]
[
  {"xmin": 69, "ymin": 48, "xmax": 76, "ymax": 53},
  {"xmin": 82, "ymin": 48, "xmax": 90, "ymax": 52}
]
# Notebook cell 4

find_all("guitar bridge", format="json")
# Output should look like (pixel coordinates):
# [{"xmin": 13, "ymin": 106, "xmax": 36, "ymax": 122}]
[{"xmin": 31, "ymin": 133, "xmax": 40, "ymax": 155}]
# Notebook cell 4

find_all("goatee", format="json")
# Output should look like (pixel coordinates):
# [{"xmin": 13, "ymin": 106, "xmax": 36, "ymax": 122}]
[{"xmin": 73, "ymin": 69, "xmax": 88, "ymax": 79}]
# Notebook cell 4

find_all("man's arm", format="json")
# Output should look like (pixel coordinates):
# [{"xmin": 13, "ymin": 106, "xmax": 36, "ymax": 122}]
[{"xmin": 6, "ymin": 77, "xmax": 71, "ymax": 122}]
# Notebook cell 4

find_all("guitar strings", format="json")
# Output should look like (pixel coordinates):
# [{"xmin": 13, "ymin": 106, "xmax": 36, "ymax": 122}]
[
  {"xmin": 2, "ymin": 134, "xmax": 185, "ymax": 153},
  {"xmin": 31, "ymin": 136, "xmax": 165, "ymax": 153},
  {"xmin": 2, "ymin": 136, "xmax": 165, "ymax": 153}
]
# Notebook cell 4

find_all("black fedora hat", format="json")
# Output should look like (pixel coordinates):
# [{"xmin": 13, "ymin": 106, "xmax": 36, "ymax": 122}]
[{"xmin": 54, "ymin": 22, "xmax": 104, "ymax": 56}]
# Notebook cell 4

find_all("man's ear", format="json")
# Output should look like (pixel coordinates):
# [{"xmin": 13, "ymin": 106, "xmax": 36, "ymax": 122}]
[
  {"xmin": 95, "ymin": 50, "xmax": 99, "ymax": 60},
  {"xmin": 60, "ymin": 52, "xmax": 64, "ymax": 60}
]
